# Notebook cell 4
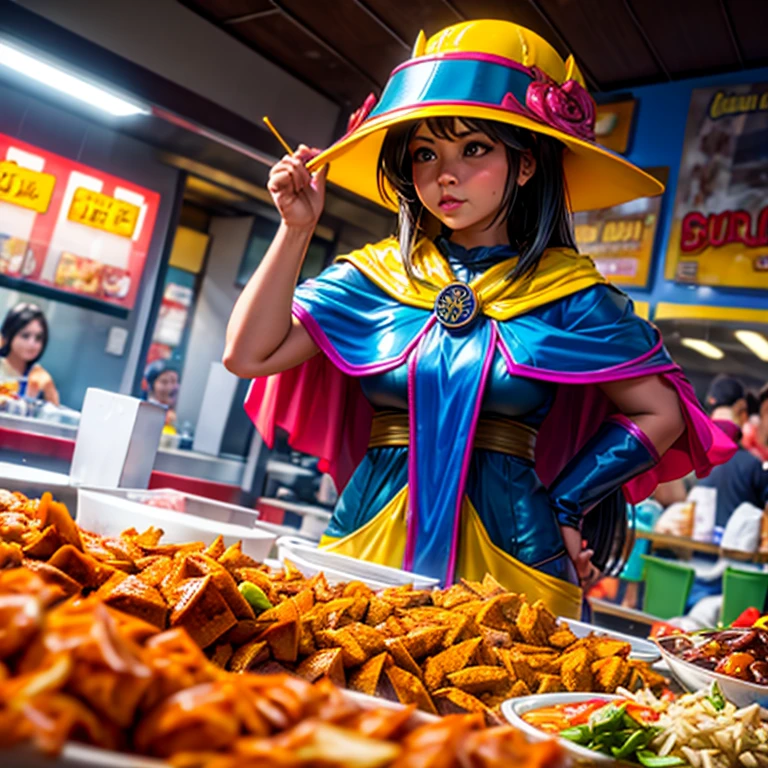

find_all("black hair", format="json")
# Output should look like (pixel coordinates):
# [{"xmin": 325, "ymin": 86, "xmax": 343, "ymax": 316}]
[
  {"xmin": 0, "ymin": 303, "xmax": 49, "ymax": 369},
  {"xmin": 144, "ymin": 358, "xmax": 179, "ymax": 392},
  {"xmin": 377, "ymin": 116, "xmax": 577, "ymax": 281}
]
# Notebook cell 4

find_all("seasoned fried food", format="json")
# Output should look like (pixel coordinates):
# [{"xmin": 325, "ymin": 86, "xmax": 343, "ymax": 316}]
[
  {"xmin": 348, "ymin": 652, "xmax": 388, "ymax": 695},
  {"xmin": 447, "ymin": 666, "xmax": 509, "ymax": 695},
  {"xmin": 385, "ymin": 666, "xmax": 437, "ymax": 715},
  {"xmin": 422, "ymin": 637, "xmax": 482, "ymax": 691},
  {"xmin": 592, "ymin": 656, "xmax": 628, "ymax": 692},
  {"xmin": 560, "ymin": 646, "xmax": 593, "ymax": 692}
]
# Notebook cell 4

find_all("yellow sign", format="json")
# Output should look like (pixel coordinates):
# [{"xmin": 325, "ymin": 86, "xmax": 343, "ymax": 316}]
[
  {"xmin": 573, "ymin": 193, "xmax": 663, "ymax": 288},
  {"xmin": 667, "ymin": 82, "xmax": 768, "ymax": 289},
  {"xmin": 67, "ymin": 188, "xmax": 140, "ymax": 238},
  {"xmin": 0, "ymin": 161, "xmax": 56, "ymax": 214}
]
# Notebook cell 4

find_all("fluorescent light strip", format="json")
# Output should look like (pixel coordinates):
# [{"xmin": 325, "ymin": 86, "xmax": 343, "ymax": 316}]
[
  {"xmin": 0, "ymin": 41, "xmax": 148, "ymax": 117},
  {"xmin": 735, "ymin": 330, "xmax": 768, "ymax": 361},
  {"xmin": 680, "ymin": 338, "xmax": 725, "ymax": 360}
]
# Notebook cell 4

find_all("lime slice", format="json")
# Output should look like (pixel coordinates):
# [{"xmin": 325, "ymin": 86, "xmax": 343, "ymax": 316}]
[{"xmin": 238, "ymin": 581, "xmax": 273, "ymax": 612}]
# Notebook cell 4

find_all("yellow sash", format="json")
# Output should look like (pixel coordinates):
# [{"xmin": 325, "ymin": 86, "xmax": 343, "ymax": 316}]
[{"xmin": 337, "ymin": 236, "xmax": 606, "ymax": 320}]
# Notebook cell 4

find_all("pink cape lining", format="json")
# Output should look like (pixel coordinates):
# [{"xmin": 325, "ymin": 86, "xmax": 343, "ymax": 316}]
[{"xmin": 245, "ymin": 351, "xmax": 735, "ymax": 503}]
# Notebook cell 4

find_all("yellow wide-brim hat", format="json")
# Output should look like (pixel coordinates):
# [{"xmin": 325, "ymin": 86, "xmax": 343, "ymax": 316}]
[{"xmin": 307, "ymin": 20, "xmax": 663, "ymax": 213}]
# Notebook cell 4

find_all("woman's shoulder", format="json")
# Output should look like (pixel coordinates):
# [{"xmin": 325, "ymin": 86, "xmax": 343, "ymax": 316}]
[
  {"xmin": 28, "ymin": 363, "xmax": 52, "ymax": 384},
  {"xmin": 537, "ymin": 281, "xmax": 642, "ymax": 330}
]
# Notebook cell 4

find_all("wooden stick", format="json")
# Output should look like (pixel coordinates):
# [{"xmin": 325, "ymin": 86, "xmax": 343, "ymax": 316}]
[{"xmin": 263, "ymin": 116, "xmax": 293, "ymax": 155}]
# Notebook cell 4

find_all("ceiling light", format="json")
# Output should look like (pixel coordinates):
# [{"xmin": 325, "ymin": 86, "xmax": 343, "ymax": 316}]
[
  {"xmin": 735, "ymin": 330, "xmax": 768, "ymax": 361},
  {"xmin": 680, "ymin": 338, "xmax": 724, "ymax": 360},
  {"xmin": 0, "ymin": 41, "xmax": 149, "ymax": 117}
]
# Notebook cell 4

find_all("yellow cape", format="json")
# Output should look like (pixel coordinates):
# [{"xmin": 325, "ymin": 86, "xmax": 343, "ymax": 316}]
[{"xmin": 337, "ymin": 237, "xmax": 607, "ymax": 320}]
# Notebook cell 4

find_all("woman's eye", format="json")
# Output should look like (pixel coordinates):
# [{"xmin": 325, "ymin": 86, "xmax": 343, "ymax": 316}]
[
  {"xmin": 465, "ymin": 141, "xmax": 492, "ymax": 157},
  {"xmin": 412, "ymin": 147, "xmax": 435, "ymax": 163}
]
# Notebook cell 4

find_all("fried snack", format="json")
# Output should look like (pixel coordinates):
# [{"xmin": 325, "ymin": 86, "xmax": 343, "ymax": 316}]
[
  {"xmin": 385, "ymin": 667, "xmax": 437, "ymax": 715},
  {"xmin": 422, "ymin": 637, "xmax": 482, "ymax": 691},
  {"xmin": 592, "ymin": 656, "xmax": 629, "ymax": 692},
  {"xmin": 447, "ymin": 666, "xmax": 510, "ymax": 695},
  {"xmin": 536, "ymin": 674, "xmax": 565, "ymax": 694},
  {"xmin": 560, "ymin": 646, "xmax": 594, "ymax": 692},
  {"xmin": 297, "ymin": 647, "xmax": 346, "ymax": 687},
  {"xmin": 101, "ymin": 574, "xmax": 168, "ymax": 628},
  {"xmin": 228, "ymin": 639, "xmax": 270, "ymax": 673},
  {"xmin": 384, "ymin": 637, "xmax": 423, "ymax": 680},
  {"xmin": 548, "ymin": 627, "xmax": 578, "ymax": 649},
  {"xmin": 169, "ymin": 576, "xmax": 237, "ymax": 649},
  {"xmin": 432, "ymin": 686, "xmax": 496, "ymax": 723},
  {"xmin": 348, "ymin": 652, "xmax": 388, "ymax": 695}
]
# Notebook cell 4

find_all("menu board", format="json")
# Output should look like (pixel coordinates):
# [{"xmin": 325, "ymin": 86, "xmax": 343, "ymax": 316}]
[{"xmin": 0, "ymin": 132, "xmax": 160, "ymax": 309}]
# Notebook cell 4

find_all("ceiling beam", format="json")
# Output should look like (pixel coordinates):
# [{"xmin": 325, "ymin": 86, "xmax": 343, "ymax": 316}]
[
  {"xmin": 717, "ymin": 0, "xmax": 745, "ymax": 69},
  {"xmin": 222, "ymin": 9, "xmax": 280, "ymax": 25},
  {"xmin": 526, "ymin": 0, "xmax": 601, "ymax": 91},
  {"xmin": 441, "ymin": 0, "xmax": 467, "ymax": 21},
  {"xmin": 270, "ymin": 0, "xmax": 384, "ymax": 96},
  {"xmin": 621, "ymin": 0, "xmax": 672, "ymax": 81},
  {"xmin": 351, "ymin": 0, "xmax": 410, "ymax": 51}
]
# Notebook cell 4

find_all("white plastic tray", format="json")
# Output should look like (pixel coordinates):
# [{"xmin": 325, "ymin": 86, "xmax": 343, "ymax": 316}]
[
  {"xmin": 76, "ymin": 489, "xmax": 276, "ymax": 562},
  {"xmin": 276, "ymin": 536, "xmax": 440, "ymax": 590}
]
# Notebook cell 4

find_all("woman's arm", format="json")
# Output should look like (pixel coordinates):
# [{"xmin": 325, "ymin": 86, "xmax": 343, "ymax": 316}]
[
  {"xmin": 223, "ymin": 146, "xmax": 325, "ymax": 379},
  {"xmin": 557, "ymin": 374, "xmax": 686, "ymax": 577},
  {"xmin": 30, "ymin": 366, "xmax": 60, "ymax": 406}
]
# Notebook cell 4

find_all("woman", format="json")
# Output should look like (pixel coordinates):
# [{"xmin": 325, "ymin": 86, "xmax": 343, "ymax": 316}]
[
  {"xmin": 144, "ymin": 359, "xmax": 179, "ymax": 431},
  {"xmin": 0, "ymin": 303, "xmax": 59, "ymax": 405},
  {"xmin": 225, "ymin": 20, "xmax": 734, "ymax": 617}
]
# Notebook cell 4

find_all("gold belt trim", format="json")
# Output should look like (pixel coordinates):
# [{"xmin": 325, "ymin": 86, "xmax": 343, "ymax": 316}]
[{"xmin": 368, "ymin": 409, "xmax": 537, "ymax": 462}]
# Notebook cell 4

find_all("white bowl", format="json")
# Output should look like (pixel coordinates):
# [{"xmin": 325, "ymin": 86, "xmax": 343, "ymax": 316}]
[
  {"xmin": 276, "ymin": 537, "xmax": 440, "ymax": 591},
  {"xmin": 2, "ymin": 743, "xmax": 166, "ymax": 767},
  {"xmin": 563, "ymin": 617, "xmax": 660, "ymax": 663},
  {"xmin": 656, "ymin": 635, "xmax": 768, "ymax": 709},
  {"xmin": 76, "ymin": 489, "xmax": 276, "ymax": 562},
  {"xmin": 502, "ymin": 692, "xmax": 624, "ymax": 763}
]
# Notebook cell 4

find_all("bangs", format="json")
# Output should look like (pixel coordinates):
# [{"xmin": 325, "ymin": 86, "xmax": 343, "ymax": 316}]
[{"xmin": 418, "ymin": 117, "xmax": 502, "ymax": 143}]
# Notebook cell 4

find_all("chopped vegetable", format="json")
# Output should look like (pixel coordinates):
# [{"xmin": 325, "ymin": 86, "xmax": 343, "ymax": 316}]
[
  {"xmin": 238, "ymin": 581, "xmax": 273, "ymax": 612},
  {"xmin": 706, "ymin": 680, "xmax": 725, "ymax": 712}
]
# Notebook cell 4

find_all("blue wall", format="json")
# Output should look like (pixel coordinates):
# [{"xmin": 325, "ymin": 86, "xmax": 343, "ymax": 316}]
[{"xmin": 604, "ymin": 65, "xmax": 768, "ymax": 312}]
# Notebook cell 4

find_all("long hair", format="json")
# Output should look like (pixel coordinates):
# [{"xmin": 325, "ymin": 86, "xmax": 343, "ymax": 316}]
[
  {"xmin": 0, "ymin": 303, "xmax": 49, "ymax": 368},
  {"xmin": 377, "ymin": 117, "xmax": 577, "ymax": 281}
]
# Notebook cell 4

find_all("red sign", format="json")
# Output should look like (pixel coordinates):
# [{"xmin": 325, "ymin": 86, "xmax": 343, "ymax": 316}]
[{"xmin": 0, "ymin": 132, "xmax": 160, "ymax": 309}]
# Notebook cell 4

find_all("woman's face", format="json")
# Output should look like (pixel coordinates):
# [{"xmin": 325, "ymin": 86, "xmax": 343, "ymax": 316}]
[
  {"xmin": 10, "ymin": 319, "xmax": 45, "ymax": 363},
  {"xmin": 152, "ymin": 370, "xmax": 179, "ymax": 407},
  {"xmin": 408, "ymin": 120, "xmax": 535, "ymax": 244}
]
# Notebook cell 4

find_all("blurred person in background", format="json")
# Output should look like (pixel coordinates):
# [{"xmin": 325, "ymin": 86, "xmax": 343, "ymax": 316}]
[
  {"xmin": 0, "ymin": 303, "xmax": 59, "ymax": 405},
  {"xmin": 144, "ymin": 359, "xmax": 179, "ymax": 432},
  {"xmin": 742, "ymin": 384, "xmax": 768, "ymax": 463},
  {"xmin": 705, "ymin": 374, "xmax": 748, "ymax": 442}
]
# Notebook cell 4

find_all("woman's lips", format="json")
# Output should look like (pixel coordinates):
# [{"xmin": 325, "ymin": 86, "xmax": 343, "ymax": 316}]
[{"xmin": 438, "ymin": 197, "xmax": 465, "ymax": 211}]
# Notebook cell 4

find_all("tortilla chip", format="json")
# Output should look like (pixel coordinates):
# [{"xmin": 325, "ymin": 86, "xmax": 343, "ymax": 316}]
[
  {"xmin": 218, "ymin": 541, "xmax": 260, "ymax": 571},
  {"xmin": 169, "ymin": 575, "xmax": 237, "ymax": 649},
  {"xmin": 433, "ymin": 686, "xmax": 490, "ymax": 717},
  {"xmin": 22, "ymin": 558, "xmax": 81, "ymax": 597},
  {"xmin": 228, "ymin": 639, "xmax": 270, "ymax": 672},
  {"xmin": 447, "ymin": 666, "xmax": 509, "ymax": 695},
  {"xmin": 592, "ymin": 656, "xmax": 629, "ymax": 692},
  {"xmin": 341, "ymin": 580, "xmax": 374, "ymax": 599},
  {"xmin": 515, "ymin": 600, "xmax": 555, "ymax": 646},
  {"xmin": 344, "ymin": 622, "xmax": 386, "ymax": 658},
  {"xmin": 37, "ymin": 495, "xmax": 82, "ymax": 550},
  {"xmin": 560, "ymin": 647, "xmax": 593, "ymax": 692},
  {"xmin": 441, "ymin": 613, "xmax": 471, "ymax": 647},
  {"xmin": 260, "ymin": 597, "xmax": 300, "ymax": 624},
  {"xmin": 591, "ymin": 638, "xmax": 631, "ymax": 660},
  {"xmin": 385, "ymin": 666, "xmax": 437, "ymax": 714},
  {"xmin": 184, "ymin": 553, "xmax": 255, "ymax": 620},
  {"xmin": 307, "ymin": 571, "xmax": 335, "ymax": 602},
  {"xmin": 348, "ymin": 651, "xmax": 388, "ymax": 695},
  {"xmin": 101, "ymin": 574, "xmax": 168, "ymax": 628},
  {"xmin": 135, "ymin": 556, "xmax": 174, "ymax": 588},
  {"xmin": 259, "ymin": 619, "xmax": 299, "ymax": 662},
  {"xmin": 548, "ymin": 627, "xmax": 578, "ymax": 649},
  {"xmin": 205, "ymin": 535, "xmax": 226, "ymax": 560},
  {"xmin": 366, "ymin": 596, "xmax": 394, "ymax": 627},
  {"xmin": 384, "ymin": 637, "xmax": 423, "ymax": 679},
  {"xmin": 21, "ymin": 525, "xmax": 63, "ymax": 559},
  {"xmin": 210, "ymin": 643, "xmax": 233, "ymax": 668},
  {"xmin": 497, "ymin": 649, "xmax": 535, "ymax": 688},
  {"xmin": 379, "ymin": 616, "xmax": 408, "ymax": 638},
  {"xmin": 316, "ymin": 627, "xmax": 367, "ymax": 667},
  {"xmin": 476, "ymin": 594, "xmax": 522, "ymax": 631},
  {"xmin": 310, "ymin": 598, "xmax": 356, "ymax": 634},
  {"xmin": 222, "ymin": 619, "xmax": 263, "ymax": 646},
  {"xmin": 48, "ymin": 544, "xmax": 112, "ymax": 588},
  {"xmin": 400, "ymin": 626, "xmax": 446, "ymax": 660},
  {"xmin": 292, "ymin": 588, "xmax": 315, "ymax": 616},
  {"xmin": 536, "ymin": 674, "xmax": 565, "ymax": 694},
  {"xmin": 507, "ymin": 679, "xmax": 532, "ymax": 698},
  {"xmin": 481, "ymin": 573, "xmax": 507, "ymax": 597},
  {"xmin": 432, "ymin": 583, "xmax": 476, "ymax": 609},
  {"xmin": 296, "ymin": 647, "xmax": 346, "ymax": 687},
  {"xmin": 422, "ymin": 637, "xmax": 482, "ymax": 691},
  {"xmin": 298, "ymin": 618, "xmax": 317, "ymax": 656}
]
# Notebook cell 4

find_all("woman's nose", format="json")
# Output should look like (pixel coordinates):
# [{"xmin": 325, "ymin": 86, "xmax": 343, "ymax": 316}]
[{"xmin": 437, "ymin": 166, "xmax": 458, "ymax": 186}]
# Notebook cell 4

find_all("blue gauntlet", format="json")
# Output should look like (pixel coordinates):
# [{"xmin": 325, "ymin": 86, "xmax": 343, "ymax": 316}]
[{"xmin": 548, "ymin": 415, "xmax": 659, "ymax": 530}]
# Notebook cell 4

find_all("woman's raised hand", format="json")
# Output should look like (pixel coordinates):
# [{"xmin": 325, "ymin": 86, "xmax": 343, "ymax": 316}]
[{"xmin": 267, "ymin": 145, "xmax": 328, "ymax": 230}]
